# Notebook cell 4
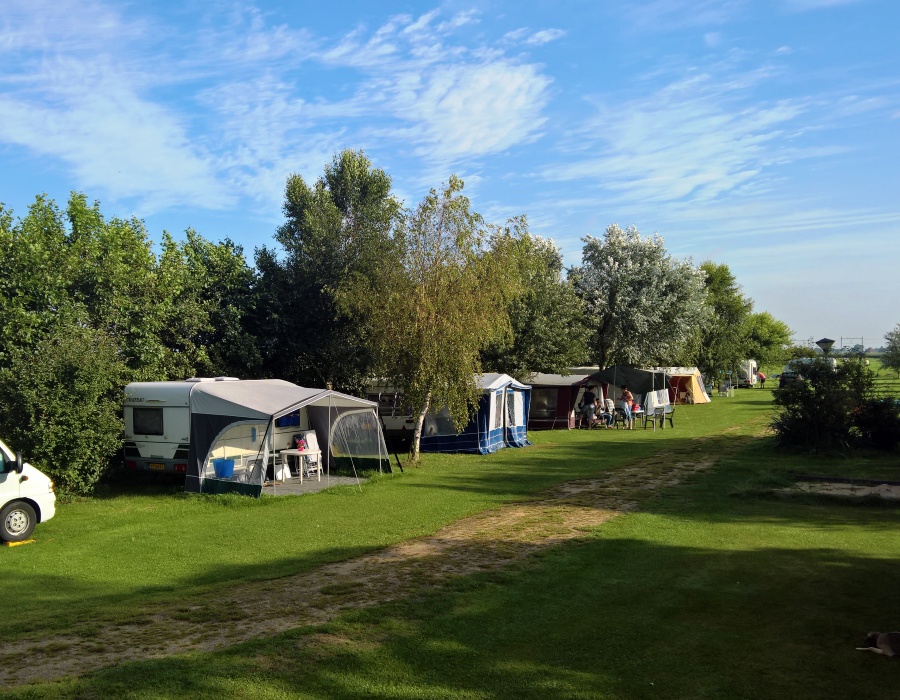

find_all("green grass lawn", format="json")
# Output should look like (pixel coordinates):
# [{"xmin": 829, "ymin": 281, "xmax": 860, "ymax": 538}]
[
  {"xmin": 1, "ymin": 391, "xmax": 765, "ymax": 641},
  {"xmin": 3, "ymin": 389, "xmax": 900, "ymax": 699}
]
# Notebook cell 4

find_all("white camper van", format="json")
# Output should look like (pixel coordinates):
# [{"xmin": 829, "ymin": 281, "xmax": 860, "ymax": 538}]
[
  {"xmin": 737, "ymin": 360, "xmax": 759, "ymax": 388},
  {"xmin": 1, "ymin": 438, "xmax": 56, "ymax": 542}
]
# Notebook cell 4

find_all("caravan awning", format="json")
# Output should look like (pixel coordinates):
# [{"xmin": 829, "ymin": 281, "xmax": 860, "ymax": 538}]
[
  {"xmin": 189, "ymin": 380, "xmax": 376, "ymax": 418},
  {"xmin": 586, "ymin": 366, "xmax": 670, "ymax": 395},
  {"xmin": 185, "ymin": 380, "xmax": 379, "ymax": 494}
]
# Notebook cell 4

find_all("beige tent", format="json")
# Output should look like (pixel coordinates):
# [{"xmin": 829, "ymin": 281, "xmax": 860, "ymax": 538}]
[{"xmin": 653, "ymin": 367, "xmax": 711, "ymax": 404}]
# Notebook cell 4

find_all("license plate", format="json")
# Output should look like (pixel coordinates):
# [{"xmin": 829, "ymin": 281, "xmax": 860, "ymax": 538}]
[{"xmin": 149, "ymin": 462, "xmax": 166, "ymax": 471}]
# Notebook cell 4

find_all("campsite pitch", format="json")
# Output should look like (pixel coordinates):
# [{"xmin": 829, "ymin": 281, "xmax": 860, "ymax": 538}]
[{"xmin": 0, "ymin": 432, "xmax": 745, "ymax": 687}]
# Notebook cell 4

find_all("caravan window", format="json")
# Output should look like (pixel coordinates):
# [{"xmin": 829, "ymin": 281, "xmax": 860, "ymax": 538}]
[
  {"xmin": 530, "ymin": 389, "xmax": 556, "ymax": 419},
  {"xmin": 506, "ymin": 389, "xmax": 525, "ymax": 426},
  {"xmin": 368, "ymin": 392, "xmax": 408, "ymax": 418},
  {"xmin": 132, "ymin": 407, "xmax": 164, "ymax": 436},
  {"xmin": 493, "ymin": 392, "xmax": 504, "ymax": 429}
]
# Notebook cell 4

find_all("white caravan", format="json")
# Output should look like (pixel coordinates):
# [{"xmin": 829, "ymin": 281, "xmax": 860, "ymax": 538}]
[
  {"xmin": 1, "ymin": 438, "xmax": 56, "ymax": 543},
  {"xmin": 123, "ymin": 377, "xmax": 308, "ymax": 476},
  {"xmin": 124, "ymin": 378, "xmax": 388, "ymax": 496},
  {"xmin": 737, "ymin": 360, "xmax": 758, "ymax": 388},
  {"xmin": 123, "ymin": 379, "xmax": 208, "ymax": 475}
]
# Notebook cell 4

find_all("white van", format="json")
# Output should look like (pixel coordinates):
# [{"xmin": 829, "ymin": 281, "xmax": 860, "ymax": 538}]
[
  {"xmin": 737, "ymin": 360, "xmax": 759, "ymax": 388},
  {"xmin": 1, "ymin": 438, "xmax": 56, "ymax": 543}
]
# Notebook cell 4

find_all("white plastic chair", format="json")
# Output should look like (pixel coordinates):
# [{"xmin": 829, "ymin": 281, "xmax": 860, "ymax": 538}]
[{"xmin": 301, "ymin": 430, "xmax": 322, "ymax": 481}]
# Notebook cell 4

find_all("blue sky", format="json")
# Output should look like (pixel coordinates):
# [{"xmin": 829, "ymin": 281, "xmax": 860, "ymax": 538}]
[{"xmin": 2, "ymin": 0, "xmax": 898, "ymax": 349}]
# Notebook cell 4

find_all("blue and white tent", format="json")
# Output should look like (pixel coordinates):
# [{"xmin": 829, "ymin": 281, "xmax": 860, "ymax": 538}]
[{"xmin": 419, "ymin": 373, "xmax": 532, "ymax": 454}]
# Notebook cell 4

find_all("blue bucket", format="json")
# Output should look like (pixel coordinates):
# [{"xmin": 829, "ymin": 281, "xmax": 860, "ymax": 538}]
[{"xmin": 212, "ymin": 458, "xmax": 235, "ymax": 479}]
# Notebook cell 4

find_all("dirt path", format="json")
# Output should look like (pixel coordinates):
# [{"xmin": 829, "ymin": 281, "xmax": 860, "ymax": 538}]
[{"xmin": 0, "ymin": 433, "xmax": 753, "ymax": 687}]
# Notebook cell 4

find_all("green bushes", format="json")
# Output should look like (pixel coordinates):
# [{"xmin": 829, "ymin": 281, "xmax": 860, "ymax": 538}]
[
  {"xmin": 854, "ymin": 397, "xmax": 900, "ymax": 451},
  {"xmin": 0, "ymin": 195, "xmax": 256, "ymax": 496},
  {"xmin": 0, "ymin": 322, "xmax": 126, "ymax": 496},
  {"xmin": 772, "ymin": 358, "xmax": 900, "ymax": 452}
]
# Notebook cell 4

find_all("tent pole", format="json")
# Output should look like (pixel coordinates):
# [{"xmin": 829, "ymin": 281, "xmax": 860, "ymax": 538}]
[
  {"xmin": 270, "ymin": 418, "xmax": 276, "ymax": 496},
  {"xmin": 328, "ymin": 394, "xmax": 333, "ymax": 484}
]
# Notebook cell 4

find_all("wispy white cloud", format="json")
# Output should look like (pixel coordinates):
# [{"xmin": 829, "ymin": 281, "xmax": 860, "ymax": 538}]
[
  {"xmin": 782, "ymin": 0, "xmax": 862, "ymax": 11},
  {"xmin": 621, "ymin": 0, "xmax": 748, "ymax": 31},
  {"xmin": 0, "ymin": 3, "xmax": 554, "ymax": 215},
  {"xmin": 197, "ymin": 5, "xmax": 318, "ymax": 66},
  {"xmin": 504, "ymin": 27, "xmax": 566, "ymax": 46},
  {"xmin": 0, "ymin": 66, "xmax": 229, "ymax": 211},
  {"xmin": 312, "ymin": 12, "xmax": 552, "ymax": 165},
  {"xmin": 543, "ymin": 70, "xmax": 806, "ymax": 207},
  {"xmin": 386, "ymin": 61, "xmax": 550, "ymax": 160},
  {"xmin": 526, "ymin": 28, "xmax": 565, "ymax": 45},
  {"xmin": 0, "ymin": 0, "xmax": 230, "ymax": 211},
  {"xmin": 0, "ymin": 0, "xmax": 149, "ymax": 54}
]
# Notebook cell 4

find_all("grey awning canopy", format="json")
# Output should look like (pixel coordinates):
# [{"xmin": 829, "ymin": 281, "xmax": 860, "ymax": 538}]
[
  {"xmin": 586, "ymin": 366, "xmax": 670, "ymax": 395},
  {"xmin": 185, "ymin": 379, "xmax": 380, "ymax": 494},
  {"xmin": 189, "ymin": 379, "xmax": 376, "ymax": 419}
]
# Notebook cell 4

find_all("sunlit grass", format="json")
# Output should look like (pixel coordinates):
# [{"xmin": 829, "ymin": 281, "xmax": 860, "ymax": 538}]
[{"xmin": 3, "ymin": 390, "xmax": 899, "ymax": 699}]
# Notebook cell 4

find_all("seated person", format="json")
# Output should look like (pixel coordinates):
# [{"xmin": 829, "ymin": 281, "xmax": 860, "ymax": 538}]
[{"xmin": 592, "ymin": 398, "xmax": 614, "ymax": 428}]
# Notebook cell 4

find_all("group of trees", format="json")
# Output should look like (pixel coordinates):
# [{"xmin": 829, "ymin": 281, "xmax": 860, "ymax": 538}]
[
  {"xmin": 0, "ymin": 149, "xmax": 795, "ymax": 493},
  {"xmin": 0, "ymin": 195, "xmax": 253, "ymax": 493}
]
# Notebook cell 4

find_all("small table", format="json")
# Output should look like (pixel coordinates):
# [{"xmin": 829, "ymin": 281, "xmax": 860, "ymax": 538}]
[{"xmin": 279, "ymin": 448, "xmax": 322, "ymax": 482}]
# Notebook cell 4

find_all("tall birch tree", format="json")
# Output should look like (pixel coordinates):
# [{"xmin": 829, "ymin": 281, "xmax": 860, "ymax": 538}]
[{"xmin": 336, "ymin": 176, "xmax": 522, "ymax": 462}]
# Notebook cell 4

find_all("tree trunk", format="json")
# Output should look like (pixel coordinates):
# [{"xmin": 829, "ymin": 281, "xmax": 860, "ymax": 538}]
[{"xmin": 409, "ymin": 392, "xmax": 431, "ymax": 464}]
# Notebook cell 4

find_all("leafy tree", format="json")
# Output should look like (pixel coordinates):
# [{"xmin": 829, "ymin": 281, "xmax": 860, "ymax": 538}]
[
  {"xmin": 0, "ymin": 197, "xmax": 72, "ymax": 359},
  {"xmin": 786, "ymin": 345, "xmax": 818, "ymax": 361},
  {"xmin": 336, "ymin": 176, "xmax": 523, "ymax": 462},
  {"xmin": 260, "ymin": 149, "xmax": 401, "ymax": 391},
  {"xmin": 883, "ymin": 324, "xmax": 900, "ymax": 377},
  {"xmin": 571, "ymin": 224, "xmax": 708, "ymax": 370},
  {"xmin": 694, "ymin": 262, "xmax": 752, "ymax": 380},
  {"xmin": 481, "ymin": 229, "xmax": 589, "ymax": 380},
  {"xmin": 64, "ymin": 194, "xmax": 173, "ymax": 379},
  {"xmin": 157, "ymin": 230, "xmax": 260, "ymax": 379},
  {"xmin": 743, "ymin": 311, "xmax": 793, "ymax": 368}
]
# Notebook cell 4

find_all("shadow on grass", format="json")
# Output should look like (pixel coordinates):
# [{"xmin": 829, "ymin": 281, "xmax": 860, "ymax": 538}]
[
  {"xmin": 634, "ymin": 432, "xmax": 900, "ymax": 531},
  {"xmin": 0, "ymin": 543, "xmax": 374, "ymax": 640},
  {"xmin": 18, "ymin": 537, "xmax": 899, "ymax": 700}
]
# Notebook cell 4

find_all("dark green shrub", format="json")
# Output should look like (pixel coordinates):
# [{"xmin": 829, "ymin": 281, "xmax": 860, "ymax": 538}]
[
  {"xmin": 854, "ymin": 398, "xmax": 900, "ymax": 451},
  {"xmin": 0, "ymin": 321, "xmax": 126, "ymax": 496},
  {"xmin": 771, "ymin": 358, "xmax": 872, "ymax": 452}
]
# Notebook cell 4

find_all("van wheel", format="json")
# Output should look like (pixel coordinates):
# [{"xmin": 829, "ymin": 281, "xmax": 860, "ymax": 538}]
[{"xmin": 1, "ymin": 501, "xmax": 36, "ymax": 542}]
